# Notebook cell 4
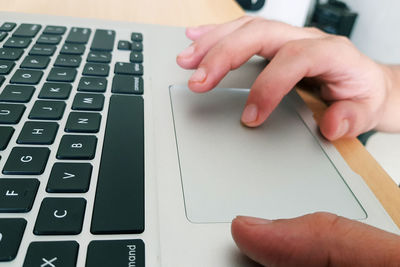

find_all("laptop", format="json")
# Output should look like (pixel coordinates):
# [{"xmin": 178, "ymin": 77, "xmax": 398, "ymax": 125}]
[{"xmin": 0, "ymin": 11, "xmax": 398, "ymax": 267}]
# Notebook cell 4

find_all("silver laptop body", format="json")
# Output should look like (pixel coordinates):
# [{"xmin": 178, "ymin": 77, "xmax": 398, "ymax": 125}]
[{"xmin": 0, "ymin": 11, "xmax": 398, "ymax": 267}]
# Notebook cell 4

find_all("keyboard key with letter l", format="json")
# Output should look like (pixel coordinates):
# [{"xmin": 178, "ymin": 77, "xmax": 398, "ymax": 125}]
[
  {"xmin": 91, "ymin": 95, "xmax": 144, "ymax": 234},
  {"xmin": 86, "ymin": 239, "xmax": 145, "ymax": 267}
]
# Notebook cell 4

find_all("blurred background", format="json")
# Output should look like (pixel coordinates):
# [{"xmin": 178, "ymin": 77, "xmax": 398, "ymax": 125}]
[{"xmin": 236, "ymin": 0, "xmax": 400, "ymax": 185}]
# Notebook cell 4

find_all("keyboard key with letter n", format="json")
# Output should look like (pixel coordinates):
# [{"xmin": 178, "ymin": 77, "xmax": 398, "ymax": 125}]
[{"xmin": 91, "ymin": 95, "xmax": 144, "ymax": 234}]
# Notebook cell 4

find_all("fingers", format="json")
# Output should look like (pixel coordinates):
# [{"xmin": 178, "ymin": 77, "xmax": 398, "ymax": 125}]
[
  {"xmin": 185, "ymin": 24, "xmax": 217, "ymax": 41},
  {"xmin": 231, "ymin": 213, "xmax": 400, "ymax": 267},
  {"xmin": 176, "ymin": 16, "xmax": 254, "ymax": 69},
  {"xmin": 178, "ymin": 16, "xmax": 386, "ymax": 139},
  {"xmin": 240, "ymin": 38, "xmax": 340, "ymax": 127},
  {"xmin": 319, "ymin": 100, "xmax": 375, "ymax": 140},
  {"xmin": 185, "ymin": 21, "xmax": 322, "ymax": 93}
]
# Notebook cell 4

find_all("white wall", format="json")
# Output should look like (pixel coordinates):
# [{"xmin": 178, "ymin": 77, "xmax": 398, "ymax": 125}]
[
  {"xmin": 247, "ymin": 0, "xmax": 314, "ymax": 27},
  {"xmin": 345, "ymin": 0, "xmax": 400, "ymax": 64}
]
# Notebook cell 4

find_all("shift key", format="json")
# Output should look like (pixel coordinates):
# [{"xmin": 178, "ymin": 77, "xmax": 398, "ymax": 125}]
[{"xmin": 91, "ymin": 29, "xmax": 116, "ymax": 52}]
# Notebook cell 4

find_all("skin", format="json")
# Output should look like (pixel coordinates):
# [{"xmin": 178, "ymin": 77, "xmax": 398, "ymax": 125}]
[{"xmin": 176, "ymin": 16, "xmax": 400, "ymax": 266}]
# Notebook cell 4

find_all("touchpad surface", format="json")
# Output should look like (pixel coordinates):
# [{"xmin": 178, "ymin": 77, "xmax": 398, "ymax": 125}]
[{"xmin": 169, "ymin": 85, "xmax": 366, "ymax": 223}]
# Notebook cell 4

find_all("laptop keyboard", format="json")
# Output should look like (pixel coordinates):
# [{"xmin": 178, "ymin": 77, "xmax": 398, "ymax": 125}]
[{"xmin": 0, "ymin": 21, "xmax": 145, "ymax": 266}]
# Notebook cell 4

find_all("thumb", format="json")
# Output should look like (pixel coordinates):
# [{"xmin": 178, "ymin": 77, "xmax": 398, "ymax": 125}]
[
  {"xmin": 231, "ymin": 212, "xmax": 400, "ymax": 267},
  {"xmin": 319, "ymin": 100, "xmax": 377, "ymax": 141}
]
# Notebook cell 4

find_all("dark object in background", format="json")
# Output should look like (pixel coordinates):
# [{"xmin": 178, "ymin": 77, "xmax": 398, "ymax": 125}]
[
  {"xmin": 308, "ymin": 0, "xmax": 358, "ymax": 37},
  {"xmin": 236, "ymin": 0, "xmax": 266, "ymax": 11}
]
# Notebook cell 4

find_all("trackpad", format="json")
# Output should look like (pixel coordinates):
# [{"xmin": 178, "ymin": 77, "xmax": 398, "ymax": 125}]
[{"xmin": 169, "ymin": 85, "xmax": 366, "ymax": 223}]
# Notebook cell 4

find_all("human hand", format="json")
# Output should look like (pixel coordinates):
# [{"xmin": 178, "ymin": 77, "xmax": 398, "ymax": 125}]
[
  {"xmin": 176, "ymin": 16, "xmax": 398, "ymax": 140},
  {"xmin": 231, "ymin": 212, "xmax": 400, "ymax": 267}
]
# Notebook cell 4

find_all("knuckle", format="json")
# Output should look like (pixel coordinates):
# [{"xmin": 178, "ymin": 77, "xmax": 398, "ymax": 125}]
[
  {"xmin": 280, "ymin": 40, "xmax": 308, "ymax": 58},
  {"xmin": 327, "ymin": 34, "xmax": 353, "ymax": 46},
  {"xmin": 306, "ymin": 212, "xmax": 343, "ymax": 235},
  {"xmin": 304, "ymin": 26, "xmax": 325, "ymax": 36},
  {"xmin": 213, "ymin": 40, "xmax": 244, "ymax": 69}
]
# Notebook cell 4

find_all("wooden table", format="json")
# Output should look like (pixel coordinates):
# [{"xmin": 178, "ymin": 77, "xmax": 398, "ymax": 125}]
[{"xmin": 2, "ymin": 0, "xmax": 400, "ymax": 228}]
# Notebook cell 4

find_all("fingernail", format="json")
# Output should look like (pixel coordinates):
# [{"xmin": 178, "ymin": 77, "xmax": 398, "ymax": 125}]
[
  {"xmin": 241, "ymin": 104, "xmax": 258, "ymax": 124},
  {"xmin": 178, "ymin": 45, "xmax": 195, "ymax": 58},
  {"xmin": 236, "ymin": 216, "xmax": 272, "ymax": 225},
  {"xmin": 336, "ymin": 119, "xmax": 350, "ymax": 138},
  {"xmin": 189, "ymin": 67, "xmax": 207, "ymax": 83}
]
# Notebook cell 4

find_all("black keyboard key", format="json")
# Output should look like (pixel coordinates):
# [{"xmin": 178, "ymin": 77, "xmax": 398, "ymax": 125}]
[
  {"xmin": 0, "ymin": 85, "xmax": 35, "ymax": 103},
  {"xmin": 3, "ymin": 37, "xmax": 31, "ymax": 48},
  {"xmin": 23, "ymin": 241, "xmax": 79, "ymax": 267},
  {"xmin": 34, "ymin": 198, "xmax": 86, "ymax": 235},
  {"xmin": 87, "ymin": 51, "xmax": 112, "ymax": 63},
  {"xmin": 130, "ymin": 51, "xmax": 143, "ymax": 63},
  {"xmin": 72, "ymin": 93, "xmax": 105, "ymax": 111},
  {"xmin": 0, "ymin": 103, "xmax": 25, "ymax": 124},
  {"xmin": 29, "ymin": 44, "xmax": 56, "ymax": 56},
  {"xmin": 56, "ymin": 135, "xmax": 97, "ymax": 160},
  {"xmin": 91, "ymin": 29, "xmax": 115, "ymax": 51},
  {"xmin": 60, "ymin": 43, "xmax": 85, "ymax": 55},
  {"xmin": 54, "ymin": 54, "xmax": 81, "ymax": 68},
  {"xmin": 0, "ymin": 126, "xmax": 14, "ymax": 150},
  {"xmin": 82, "ymin": 63, "xmax": 109, "ymax": 76},
  {"xmin": 91, "ymin": 95, "xmax": 144, "ymax": 234},
  {"xmin": 65, "ymin": 112, "xmax": 101, "ymax": 133},
  {"xmin": 46, "ymin": 163, "xmax": 92, "ymax": 193},
  {"xmin": 10, "ymin": 69, "xmax": 43, "ymax": 84},
  {"xmin": 86, "ymin": 239, "xmax": 145, "ymax": 267},
  {"xmin": 66, "ymin": 27, "xmax": 91, "ymax": 44},
  {"xmin": 29, "ymin": 100, "xmax": 66, "ymax": 120},
  {"xmin": 131, "ymin": 32, "xmax": 143, "ymax": 42},
  {"xmin": 0, "ymin": 32, "xmax": 7, "ymax": 42},
  {"xmin": 17, "ymin": 121, "xmax": 59, "ymax": 144},
  {"xmin": 3, "ymin": 147, "xmax": 50, "ymax": 175},
  {"xmin": 78, "ymin": 76, "xmax": 107, "ymax": 92},
  {"xmin": 131, "ymin": 41, "xmax": 143, "ymax": 52},
  {"xmin": 0, "ymin": 22, "xmax": 16, "ymax": 32},
  {"xmin": 43, "ymin": 25, "xmax": 67, "ymax": 35},
  {"xmin": 13, "ymin": 23, "xmax": 41, "ymax": 38},
  {"xmin": 112, "ymin": 75, "xmax": 143, "ymax": 95},
  {"xmin": 0, "ymin": 48, "xmax": 23, "ymax": 60},
  {"xmin": 37, "ymin": 34, "xmax": 61, "ymax": 45},
  {"xmin": 0, "ymin": 60, "xmax": 14, "ymax": 75},
  {"xmin": 20, "ymin": 55, "xmax": 50, "ymax": 69},
  {"xmin": 38, "ymin": 82, "xmax": 72, "ymax": 99},
  {"xmin": 0, "ymin": 179, "xmax": 39, "ymax": 212},
  {"xmin": 0, "ymin": 76, "xmax": 4, "ymax": 87},
  {"xmin": 114, "ymin": 62, "xmax": 143, "ymax": 76},
  {"xmin": 0, "ymin": 218, "xmax": 26, "ymax": 262},
  {"xmin": 118, "ymin": 40, "xmax": 131, "ymax": 50},
  {"xmin": 47, "ymin": 67, "xmax": 77, "ymax": 82}
]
